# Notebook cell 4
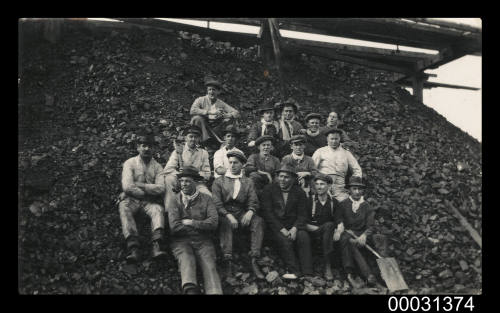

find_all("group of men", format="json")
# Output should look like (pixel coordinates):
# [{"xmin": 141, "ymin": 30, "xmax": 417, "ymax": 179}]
[{"xmin": 117, "ymin": 79, "xmax": 389, "ymax": 294}]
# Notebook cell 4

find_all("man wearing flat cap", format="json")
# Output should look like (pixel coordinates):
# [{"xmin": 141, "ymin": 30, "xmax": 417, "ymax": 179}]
[
  {"xmin": 245, "ymin": 135, "xmax": 281, "ymax": 193},
  {"xmin": 312, "ymin": 128, "xmax": 362, "ymax": 202},
  {"xmin": 167, "ymin": 165, "xmax": 222, "ymax": 294},
  {"xmin": 211, "ymin": 150, "xmax": 265, "ymax": 279},
  {"xmin": 280, "ymin": 134, "xmax": 318, "ymax": 196},
  {"xmin": 303, "ymin": 112, "xmax": 327, "ymax": 156},
  {"xmin": 118, "ymin": 133, "xmax": 167, "ymax": 263},
  {"xmin": 319, "ymin": 110, "xmax": 358, "ymax": 152},
  {"xmin": 213, "ymin": 125, "xmax": 244, "ymax": 178},
  {"xmin": 190, "ymin": 78, "xmax": 240, "ymax": 144},
  {"xmin": 261, "ymin": 165, "xmax": 311, "ymax": 280},
  {"xmin": 161, "ymin": 125, "xmax": 212, "ymax": 211},
  {"xmin": 299, "ymin": 173, "xmax": 343, "ymax": 280},
  {"xmin": 247, "ymin": 104, "xmax": 280, "ymax": 149}
]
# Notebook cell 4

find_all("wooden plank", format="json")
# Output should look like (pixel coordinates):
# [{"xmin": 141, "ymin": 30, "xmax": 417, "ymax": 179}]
[
  {"xmin": 188, "ymin": 17, "xmax": 263, "ymax": 26},
  {"xmin": 283, "ymin": 41, "xmax": 417, "ymax": 76},
  {"xmin": 398, "ymin": 80, "xmax": 480, "ymax": 91},
  {"xmin": 405, "ymin": 18, "xmax": 481, "ymax": 34},
  {"xmin": 268, "ymin": 18, "xmax": 286, "ymax": 100},
  {"xmin": 412, "ymin": 76, "xmax": 424, "ymax": 102},
  {"xmin": 446, "ymin": 200, "xmax": 482, "ymax": 248}
]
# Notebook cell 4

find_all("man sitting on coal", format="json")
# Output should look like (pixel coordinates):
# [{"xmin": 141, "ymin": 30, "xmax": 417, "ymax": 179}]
[
  {"xmin": 211, "ymin": 150, "xmax": 265, "ymax": 279},
  {"xmin": 213, "ymin": 125, "xmax": 244, "ymax": 179},
  {"xmin": 190, "ymin": 78, "xmax": 240, "ymax": 146},
  {"xmin": 303, "ymin": 113, "xmax": 327, "ymax": 156},
  {"xmin": 117, "ymin": 132, "xmax": 167, "ymax": 263},
  {"xmin": 335, "ymin": 176, "xmax": 389, "ymax": 288},
  {"xmin": 244, "ymin": 135, "xmax": 281, "ymax": 193}
]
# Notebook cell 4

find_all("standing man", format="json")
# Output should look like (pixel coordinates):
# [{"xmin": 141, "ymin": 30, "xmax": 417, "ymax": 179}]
[
  {"xmin": 190, "ymin": 78, "xmax": 240, "ymax": 144},
  {"xmin": 247, "ymin": 105, "xmax": 280, "ymax": 148},
  {"xmin": 213, "ymin": 125, "xmax": 244, "ymax": 178},
  {"xmin": 274, "ymin": 99, "xmax": 304, "ymax": 157},
  {"xmin": 298, "ymin": 174, "xmax": 343, "ymax": 280},
  {"xmin": 312, "ymin": 128, "xmax": 362, "ymax": 202},
  {"xmin": 261, "ymin": 165, "xmax": 310, "ymax": 280},
  {"xmin": 245, "ymin": 135, "xmax": 281, "ymax": 193},
  {"xmin": 303, "ymin": 113, "xmax": 327, "ymax": 156},
  {"xmin": 212, "ymin": 150, "xmax": 265, "ymax": 279},
  {"xmin": 162, "ymin": 126, "xmax": 211, "ymax": 210},
  {"xmin": 118, "ymin": 133, "xmax": 167, "ymax": 263},
  {"xmin": 280, "ymin": 135, "xmax": 317, "ymax": 196},
  {"xmin": 167, "ymin": 166, "xmax": 222, "ymax": 294}
]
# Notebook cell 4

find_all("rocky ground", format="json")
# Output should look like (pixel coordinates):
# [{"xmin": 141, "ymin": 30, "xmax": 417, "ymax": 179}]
[{"xmin": 18, "ymin": 20, "xmax": 482, "ymax": 294}]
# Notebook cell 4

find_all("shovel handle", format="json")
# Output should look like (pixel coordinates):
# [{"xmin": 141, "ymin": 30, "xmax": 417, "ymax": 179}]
[{"xmin": 345, "ymin": 230, "xmax": 383, "ymax": 259}]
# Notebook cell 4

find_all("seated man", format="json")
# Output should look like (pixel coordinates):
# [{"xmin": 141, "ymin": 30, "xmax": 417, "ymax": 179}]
[
  {"xmin": 162, "ymin": 125, "xmax": 212, "ymax": 210},
  {"xmin": 245, "ymin": 135, "xmax": 281, "ymax": 193},
  {"xmin": 261, "ymin": 165, "xmax": 310, "ymax": 280},
  {"xmin": 212, "ymin": 150, "xmax": 265, "ymax": 279},
  {"xmin": 303, "ymin": 113, "xmax": 327, "ymax": 156},
  {"xmin": 298, "ymin": 174, "xmax": 342, "ymax": 280},
  {"xmin": 118, "ymin": 133, "xmax": 167, "ymax": 263},
  {"xmin": 213, "ymin": 125, "xmax": 244, "ymax": 178},
  {"xmin": 274, "ymin": 99, "xmax": 304, "ymax": 158},
  {"xmin": 312, "ymin": 128, "xmax": 362, "ymax": 202},
  {"xmin": 280, "ymin": 134, "xmax": 318, "ymax": 196},
  {"xmin": 336, "ymin": 176, "xmax": 389, "ymax": 287},
  {"xmin": 247, "ymin": 105, "xmax": 280, "ymax": 149},
  {"xmin": 319, "ymin": 111, "xmax": 357, "ymax": 151},
  {"xmin": 167, "ymin": 166, "xmax": 222, "ymax": 294},
  {"xmin": 190, "ymin": 78, "xmax": 240, "ymax": 144}
]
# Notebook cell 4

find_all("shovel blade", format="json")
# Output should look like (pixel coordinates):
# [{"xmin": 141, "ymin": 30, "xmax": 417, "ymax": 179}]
[{"xmin": 376, "ymin": 257, "xmax": 408, "ymax": 292}]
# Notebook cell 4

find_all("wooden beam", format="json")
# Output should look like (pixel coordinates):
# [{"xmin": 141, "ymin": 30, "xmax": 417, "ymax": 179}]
[
  {"xmin": 187, "ymin": 17, "xmax": 263, "ymax": 27},
  {"xmin": 405, "ymin": 18, "xmax": 481, "ymax": 34},
  {"xmin": 398, "ymin": 80, "xmax": 480, "ymax": 91},
  {"xmin": 411, "ymin": 76, "xmax": 424, "ymax": 102},
  {"xmin": 268, "ymin": 18, "xmax": 286, "ymax": 100}
]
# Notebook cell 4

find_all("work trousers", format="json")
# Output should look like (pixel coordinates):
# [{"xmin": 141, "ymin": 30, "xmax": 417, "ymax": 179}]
[
  {"xmin": 248, "ymin": 172, "xmax": 274, "ymax": 193},
  {"xmin": 328, "ymin": 174, "xmax": 350, "ymax": 202},
  {"xmin": 118, "ymin": 197, "xmax": 165, "ymax": 248},
  {"xmin": 268, "ymin": 228, "xmax": 311, "ymax": 276},
  {"xmin": 297, "ymin": 222, "xmax": 337, "ymax": 275},
  {"xmin": 339, "ymin": 231, "xmax": 389, "ymax": 278},
  {"xmin": 219, "ymin": 210, "xmax": 264, "ymax": 259},
  {"xmin": 170, "ymin": 236, "xmax": 223, "ymax": 295},
  {"xmin": 163, "ymin": 173, "xmax": 211, "ymax": 211},
  {"xmin": 190, "ymin": 115, "xmax": 233, "ymax": 143}
]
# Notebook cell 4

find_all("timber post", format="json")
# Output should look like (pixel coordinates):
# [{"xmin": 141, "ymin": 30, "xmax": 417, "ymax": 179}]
[{"xmin": 268, "ymin": 18, "xmax": 286, "ymax": 101}]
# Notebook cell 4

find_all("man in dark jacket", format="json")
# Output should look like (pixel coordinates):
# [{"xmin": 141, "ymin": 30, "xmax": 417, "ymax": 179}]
[
  {"xmin": 167, "ymin": 166, "xmax": 222, "ymax": 294},
  {"xmin": 261, "ymin": 165, "xmax": 310, "ymax": 280},
  {"xmin": 212, "ymin": 150, "xmax": 265, "ymax": 279},
  {"xmin": 303, "ymin": 113, "xmax": 327, "ymax": 156}
]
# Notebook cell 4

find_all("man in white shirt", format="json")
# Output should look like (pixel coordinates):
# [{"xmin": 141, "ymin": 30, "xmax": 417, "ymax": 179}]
[
  {"xmin": 190, "ymin": 79, "xmax": 240, "ymax": 144},
  {"xmin": 213, "ymin": 125, "xmax": 244, "ymax": 178},
  {"xmin": 312, "ymin": 128, "xmax": 362, "ymax": 202}
]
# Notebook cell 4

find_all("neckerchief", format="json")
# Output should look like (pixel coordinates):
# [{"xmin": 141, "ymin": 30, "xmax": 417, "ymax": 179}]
[
  {"xmin": 291, "ymin": 152, "xmax": 304, "ymax": 162},
  {"xmin": 181, "ymin": 190, "xmax": 200, "ymax": 209},
  {"xmin": 261, "ymin": 118, "xmax": 276, "ymax": 136},
  {"xmin": 349, "ymin": 196, "xmax": 365, "ymax": 213},
  {"xmin": 279, "ymin": 117, "xmax": 293, "ymax": 141},
  {"xmin": 307, "ymin": 129, "xmax": 320, "ymax": 137},
  {"xmin": 225, "ymin": 171, "xmax": 243, "ymax": 199}
]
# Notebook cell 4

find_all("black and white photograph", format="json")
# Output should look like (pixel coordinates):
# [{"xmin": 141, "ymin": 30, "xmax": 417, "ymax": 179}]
[{"xmin": 18, "ymin": 17, "xmax": 482, "ymax": 297}]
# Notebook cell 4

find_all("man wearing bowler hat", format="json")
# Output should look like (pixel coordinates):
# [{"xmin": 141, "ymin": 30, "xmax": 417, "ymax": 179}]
[
  {"xmin": 190, "ymin": 78, "xmax": 240, "ymax": 144},
  {"xmin": 303, "ymin": 112, "xmax": 327, "ymax": 156},
  {"xmin": 167, "ymin": 165, "xmax": 222, "ymax": 294},
  {"xmin": 260, "ymin": 165, "xmax": 311, "ymax": 280},
  {"xmin": 118, "ymin": 133, "xmax": 167, "ymax": 263},
  {"xmin": 335, "ymin": 176, "xmax": 389, "ymax": 287},
  {"xmin": 247, "ymin": 103, "xmax": 280, "ymax": 148},
  {"xmin": 213, "ymin": 125, "xmax": 244, "ymax": 178},
  {"xmin": 312, "ymin": 127, "xmax": 362, "ymax": 202},
  {"xmin": 162, "ymin": 125, "xmax": 212, "ymax": 211},
  {"xmin": 211, "ymin": 150, "xmax": 265, "ymax": 279},
  {"xmin": 245, "ymin": 135, "xmax": 281, "ymax": 193}
]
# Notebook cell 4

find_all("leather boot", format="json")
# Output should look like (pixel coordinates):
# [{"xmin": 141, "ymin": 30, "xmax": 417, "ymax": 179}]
[
  {"xmin": 324, "ymin": 263, "xmax": 334, "ymax": 281},
  {"xmin": 126, "ymin": 247, "xmax": 140, "ymax": 263},
  {"xmin": 151, "ymin": 240, "xmax": 167, "ymax": 259},
  {"xmin": 251, "ymin": 257, "xmax": 265, "ymax": 279}
]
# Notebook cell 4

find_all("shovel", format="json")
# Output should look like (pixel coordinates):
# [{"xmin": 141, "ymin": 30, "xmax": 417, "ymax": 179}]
[{"xmin": 346, "ymin": 230, "xmax": 408, "ymax": 292}]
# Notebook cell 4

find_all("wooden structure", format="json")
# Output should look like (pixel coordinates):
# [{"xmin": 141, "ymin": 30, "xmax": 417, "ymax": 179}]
[{"xmin": 33, "ymin": 18, "xmax": 481, "ymax": 101}]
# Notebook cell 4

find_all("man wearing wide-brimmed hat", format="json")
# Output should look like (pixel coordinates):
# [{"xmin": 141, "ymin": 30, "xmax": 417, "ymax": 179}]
[
  {"xmin": 303, "ymin": 112, "xmax": 327, "ymax": 156},
  {"xmin": 247, "ymin": 103, "xmax": 280, "ymax": 148},
  {"xmin": 244, "ymin": 135, "xmax": 281, "ymax": 193},
  {"xmin": 211, "ymin": 150, "xmax": 265, "ymax": 279},
  {"xmin": 167, "ymin": 165, "xmax": 222, "ymax": 294},
  {"xmin": 190, "ymin": 78, "xmax": 240, "ymax": 144},
  {"xmin": 213, "ymin": 124, "xmax": 244, "ymax": 178},
  {"xmin": 312, "ymin": 127, "xmax": 362, "ymax": 202},
  {"xmin": 118, "ymin": 133, "xmax": 167, "ymax": 263},
  {"xmin": 274, "ymin": 99, "xmax": 304, "ymax": 157},
  {"xmin": 280, "ymin": 134, "xmax": 318, "ymax": 196},
  {"xmin": 335, "ymin": 176, "xmax": 389, "ymax": 288},
  {"xmin": 260, "ymin": 165, "xmax": 311, "ymax": 280},
  {"xmin": 161, "ymin": 125, "xmax": 212, "ymax": 210}
]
